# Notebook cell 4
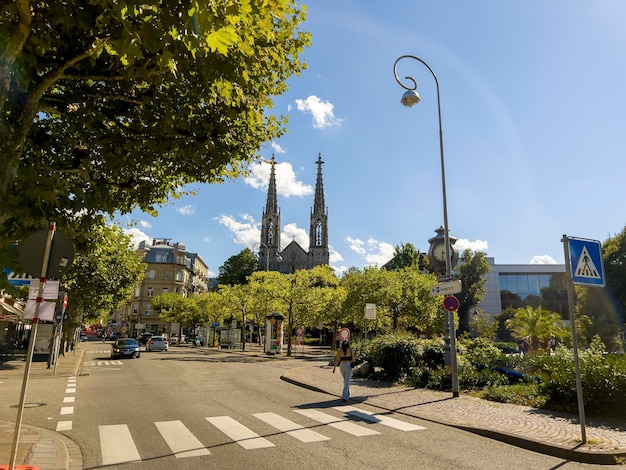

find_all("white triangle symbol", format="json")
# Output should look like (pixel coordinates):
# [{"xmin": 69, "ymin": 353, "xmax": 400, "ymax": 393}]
[{"xmin": 574, "ymin": 246, "xmax": 601, "ymax": 279}]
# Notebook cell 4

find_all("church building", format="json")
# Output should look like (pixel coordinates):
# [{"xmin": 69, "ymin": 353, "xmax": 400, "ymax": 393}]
[{"xmin": 260, "ymin": 154, "xmax": 329, "ymax": 273}]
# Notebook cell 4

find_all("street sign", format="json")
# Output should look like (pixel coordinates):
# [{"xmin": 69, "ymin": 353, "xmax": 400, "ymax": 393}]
[
  {"xmin": 437, "ymin": 274, "xmax": 456, "ymax": 282},
  {"xmin": 339, "ymin": 327, "xmax": 350, "ymax": 341},
  {"xmin": 430, "ymin": 280, "xmax": 462, "ymax": 297},
  {"xmin": 28, "ymin": 279, "xmax": 60, "ymax": 300},
  {"xmin": 364, "ymin": 303, "xmax": 376, "ymax": 319},
  {"xmin": 443, "ymin": 295, "xmax": 460, "ymax": 312},
  {"xmin": 567, "ymin": 237, "xmax": 604, "ymax": 286},
  {"xmin": 4, "ymin": 268, "xmax": 35, "ymax": 286}
]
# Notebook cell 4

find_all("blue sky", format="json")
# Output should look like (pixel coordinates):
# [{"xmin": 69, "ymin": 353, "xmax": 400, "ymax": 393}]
[{"xmin": 120, "ymin": 1, "xmax": 626, "ymax": 278}]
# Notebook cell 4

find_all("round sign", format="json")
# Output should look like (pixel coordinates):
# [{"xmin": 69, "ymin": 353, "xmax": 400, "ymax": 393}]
[
  {"xmin": 443, "ymin": 295, "xmax": 460, "ymax": 312},
  {"xmin": 295, "ymin": 326, "xmax": 304, "ymax": 336},
  {"xmin": 339, "ymin": 327, "xmax": 350, "ymax": 341}
]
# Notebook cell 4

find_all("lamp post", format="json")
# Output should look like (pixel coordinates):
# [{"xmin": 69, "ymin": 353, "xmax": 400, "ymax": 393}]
[{"xmin": 393, "ymin": 54, "xmax": 459, "ymax": 398}]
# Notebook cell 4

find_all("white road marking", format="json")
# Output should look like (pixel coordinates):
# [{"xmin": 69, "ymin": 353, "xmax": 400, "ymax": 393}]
[
  {"xmin": 56, "ymin": 421, "xmax": 72, "ymax": 431},
  {"xmin": 154, "ymin": 420, "xmax": 210, "ymax": 458},
  {"xmin": 206, "ymin": 416, "xmax": 275, "ymax": 449},
  {"xmin": 253, "ymin": 412, "xmax": 330, "ymax": 442},
  {"xmin": 60, "ymin": 406, "xmax": 74, "ymax": 415},
  {"xmin": 333, "ymin": 406, "xmax": 426, "ymax": 431},
  {"xmin": 293, "ymin": 409, "xmax": 380, "ymax": 436},
  {"xmin": 63, "ymin": 396, "xmax": 75, "ymax": 403},
  {"xmin": 99, "ymin": 424, "xmax": 141, "ymax": 465},
  {"xmin": 64, "ymin": 388, "xmax": 76, "ymax": 394}
]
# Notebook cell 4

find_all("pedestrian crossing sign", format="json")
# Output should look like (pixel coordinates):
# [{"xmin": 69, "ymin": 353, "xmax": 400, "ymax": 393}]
[{"xmin": 567, "ymin": 237, "xmax": 604, "ymax": 286}]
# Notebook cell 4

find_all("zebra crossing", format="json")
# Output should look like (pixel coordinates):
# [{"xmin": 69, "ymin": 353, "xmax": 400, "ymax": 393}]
[
  {"xmin": 97, "ymin": 406, "xmax": 425, "ymax": 465},
  {"xmin": 84, "ymin": 350, "xmax": 123, "ymax": 367}
]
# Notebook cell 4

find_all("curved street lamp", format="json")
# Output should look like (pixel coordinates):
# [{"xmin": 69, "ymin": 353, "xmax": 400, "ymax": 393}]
[
  {"xmin": 253, "ymin": 242, "xmax": 269, "ymax": 271},
  {"xmin": 393, "ymin": 54, "xmax": 459, "ymax": 398}
]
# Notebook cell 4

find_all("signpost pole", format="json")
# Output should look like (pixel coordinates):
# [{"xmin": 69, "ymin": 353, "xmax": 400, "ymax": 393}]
[
  {"xmin": 562, "ymin": 235, "xmax": 588, "ymax": 444},
  {"xmin": 9, "ymin": 223, "xmax": 56, "ymax": 469}
]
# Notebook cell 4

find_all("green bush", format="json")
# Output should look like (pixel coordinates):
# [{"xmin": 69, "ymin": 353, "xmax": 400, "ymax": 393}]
[{"xmin": 367, "ymin": 334, "xmax": 419, "ymax": 381}]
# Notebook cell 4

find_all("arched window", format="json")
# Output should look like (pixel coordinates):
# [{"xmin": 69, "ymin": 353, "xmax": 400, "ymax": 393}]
[{"xmin": 315, "ymin": 220, "xmax": 323, "ymax": 246}]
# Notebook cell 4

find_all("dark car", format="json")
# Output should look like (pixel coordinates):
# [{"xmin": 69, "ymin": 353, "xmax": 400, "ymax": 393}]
[
  {"xmin": 111, "ymin": 338, "xmax": 141, "ymax": 359},
  {"xmin": 138, "ymin": 333, "xmax": 153, "ymax": 345}
]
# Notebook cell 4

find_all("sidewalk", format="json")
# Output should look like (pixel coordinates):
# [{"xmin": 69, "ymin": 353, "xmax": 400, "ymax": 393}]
[
  {"xmin": 0, "ymin": 346, "xmax": 84, "ymax": 470},
  {"xmin": 275, "ymin": 346, "xmax": 626, "ymax": 466}
]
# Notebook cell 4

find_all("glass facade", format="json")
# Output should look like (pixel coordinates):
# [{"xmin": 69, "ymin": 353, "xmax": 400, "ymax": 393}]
[{"xmin": 499, "ymin": 272, "xmax": 568, "ymax": 318}]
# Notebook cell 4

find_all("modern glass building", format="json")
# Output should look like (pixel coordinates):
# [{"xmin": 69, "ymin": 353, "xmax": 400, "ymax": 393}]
[{"xmin": 477, "ymin": 258, "xmax": 568, "ymax": 319}]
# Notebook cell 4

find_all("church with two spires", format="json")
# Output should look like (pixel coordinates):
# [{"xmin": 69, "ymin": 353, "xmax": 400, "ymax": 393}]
[{"xmin": 259, "ymin": 154, "xmax": 329, "ymax": 273}]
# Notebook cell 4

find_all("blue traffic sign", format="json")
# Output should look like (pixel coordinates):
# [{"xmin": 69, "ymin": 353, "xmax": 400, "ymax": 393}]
[{"xmin": 567, "ymin": 237, "xmax": 604, "ymax": 286}]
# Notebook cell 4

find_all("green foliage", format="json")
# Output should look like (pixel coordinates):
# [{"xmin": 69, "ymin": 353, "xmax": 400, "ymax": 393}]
[
  {"xmin": 217, "ymin": 249, "xmax": 260, "ymax": 286},
  {"xmin": 478, "ymin": 383, "xmax": 547, "ymax": 408},
  {"xmin": 602, "ymin": 226, "xmax": 626, "ymax": 323},
  {"xmin": 1, "ymin": 1, "xmax": 310, "ymax": 250},
  {"xmin": 456, "ymin": 249, "xmax": 491, "ymax": 335},
  {"xmin": 366, "ymin": 334, "xmax": 420, "ymax": 380},
  {"xmin": 506, "ymin": 305, "xmax": 565, "ymax": 350},
  {"xmin": 386, "ymin": 243, "xmax": 423, "ymax": 271}
]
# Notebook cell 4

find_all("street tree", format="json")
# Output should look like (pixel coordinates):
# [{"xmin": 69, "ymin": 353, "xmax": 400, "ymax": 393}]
[
  {"xmin": 575, "ymin": 284, "xmax": 622, "ymax": 351},
  {"xmin": 62, "ymin": 224, "xmax": 145, "ymax": 334},
  {"xmin": 385, "ymin": 243, "xmax": 424, "ymax": 271},
  {"xmin": 1, "ymin": 1, "xmax": 310, "ymax": 247},
  {"xmin": 217, "ymin": 249, "xmax": 260, "ymax": 286},
  {"xmin": 602, "ymin": 226, "xmax": 626, "ymax": 326},
  {"xmin": 217, "ymin": 283, "xmax": 257, "ymax": 350},
  {"xmin": 152, "ymin": 292, "xmax": 199, "ymax": 339},
  {"xmin": 456, "ymin": 249, "xmax": 490, "ymax": 335}
]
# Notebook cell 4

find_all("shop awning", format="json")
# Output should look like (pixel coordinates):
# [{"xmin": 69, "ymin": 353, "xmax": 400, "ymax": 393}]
[{"xmin": 0, "ymin": 298, "xmax": 24, "ymax": 322}]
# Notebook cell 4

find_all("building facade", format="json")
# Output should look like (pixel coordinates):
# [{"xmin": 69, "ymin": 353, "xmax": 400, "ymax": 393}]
[
  {"xmin": 116, "ymin": 239, "xmax": 209, "ymax": 336},
  {"xmin": 260, "ymin": 155, "xmax": 330, "ymax": 274},
  {"xmin": 477, "ymin": 257, "xmax": 568, "ymax": 320}
]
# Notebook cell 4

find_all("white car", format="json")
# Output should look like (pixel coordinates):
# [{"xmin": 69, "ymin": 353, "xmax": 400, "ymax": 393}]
[{"xmin": 146, "ymin": 336, "xmax": 168, "ymax": 352}]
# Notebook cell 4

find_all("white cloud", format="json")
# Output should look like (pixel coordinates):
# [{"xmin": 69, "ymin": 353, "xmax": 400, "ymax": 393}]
[
  {"xmin": 455, "ymin": 238, "xmax": 489, "ymax": 253},
  {"xmin": 215, "ymin": 214, "xmax": 260, "ymax": 247},
  {"xmin": 244, "ymin": 160, "xmax": 313, "ymax": 198},
  {"xmin": 123, "ymin": 227, "xmax": 152, "ymax": 249},
  {"xmin": 295, "ymin": 95, "xmax": 343, "ymax": 129},
  {"xmin": 202, "ymin": 236, "xmax": 211, "ymax": 243},
  {"xmin": 282, "ymin": 223, "xmax": 309, "ymax": 250},
  {"xmin": 271, "ymin": 141, "xmax": 286, "ymax": 154},
  {"xmin": 138, "ymin": 220, "xmax": 152, "ymax": 229},
  {"xmin": 346, "ymin": 236, "xmax": 395, "ymax": 267},
  {"xmin": 530, "ymin": 255, "xmax": 558, "ymax": 264},
  {"xmin": 347, "ymin": 236, "xmax": 366, "ymax": 255},
  {"xmin": 176, "ymin": 205, "xmax": 195, "ymax": 215}
]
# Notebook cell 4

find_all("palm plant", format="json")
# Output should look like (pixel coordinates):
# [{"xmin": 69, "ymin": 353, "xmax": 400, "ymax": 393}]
[{"xmin": 506, "ymin": 306, "xmax": 565, "ymax": 350}]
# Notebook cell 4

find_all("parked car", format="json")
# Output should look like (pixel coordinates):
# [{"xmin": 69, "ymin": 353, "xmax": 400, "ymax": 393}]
[
  {"xmin": 79, "ymin": 333, "xmax": 88, "ymax": 342},
  {"xmin": 111, "ymin": 338, "xmax": 141, "ymax": 359},
  {"xmin": 170, "ymin": 334, "xmax": 185, "ymax": 345},
  {"xmin": 146, "ymin": 336, "xmax": 168, "ymax": 352},
  {"xmin": 138, "ymin": 333, "xmax": 153, "ymax": 345}
]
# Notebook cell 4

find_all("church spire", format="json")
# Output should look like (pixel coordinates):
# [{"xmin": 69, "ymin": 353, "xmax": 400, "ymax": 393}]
[
  {"xmin": 260, "ymin": 155, "xmax": 280, "ymax": 270},
  {"xmin": 265, "ymin": 155, "xmax": 278, "ymax": 215},
  {"xmin": 309, "ymin": 153, "xmax": 329, "ymax": 267}
]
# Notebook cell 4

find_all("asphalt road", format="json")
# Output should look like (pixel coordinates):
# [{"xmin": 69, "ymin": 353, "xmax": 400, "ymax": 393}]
[{"xmin": 0, "ymin": 342, "xmax": 615, "ymax": 469}]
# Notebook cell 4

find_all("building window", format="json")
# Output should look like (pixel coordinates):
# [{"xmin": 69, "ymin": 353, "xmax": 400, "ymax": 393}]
[
  {"xmin": 133, "ymin": 287, "xmax": 140, "ymax": 298},
  {"xmin": 147, "ymin": 287, "xmax": 154, "ymax": 297},
  {"xmin": 163, "ymin": 271, "xmax": 171, "ymax": 280},
  {"xmin": 315, "ymin": 219, "xmax": 323, "ymax": 246},
  {"xmin": 162, "ymin": 287, "xmax": 168, "ymax": 294},
  {"xmin": 155, "ymin": 253, "xmax": 168, "ymax": 263},
  {"xmin": 145, "ymin": 304, "xmax": 152, "ymax": 316},
  {"xmin": 148, "ymin": 270, "xmax": 156, "ymax": 279},
  {"xmin": 176, "ymin": 270, "xmax": 183, "ymax": 281}
]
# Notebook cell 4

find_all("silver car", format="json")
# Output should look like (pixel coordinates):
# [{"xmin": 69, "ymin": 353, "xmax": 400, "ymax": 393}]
[{"xmin": 146, "ymin": 336, "xmax": 168, "ymax": 352}]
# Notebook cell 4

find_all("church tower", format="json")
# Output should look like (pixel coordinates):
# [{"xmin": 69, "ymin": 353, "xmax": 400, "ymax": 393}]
[
  {"xmin": 260, "ymin": 156, "xmax": 281, "ymax": 270},
  {"xmin": 308, "ymin": 153, "xmax": 329, "ymax": 268}
]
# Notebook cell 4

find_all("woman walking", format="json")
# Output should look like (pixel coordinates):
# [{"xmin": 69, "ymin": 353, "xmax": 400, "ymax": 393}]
[{"xmin": 333, "ymin": 340, "xmax": 354, "ymax": 401}]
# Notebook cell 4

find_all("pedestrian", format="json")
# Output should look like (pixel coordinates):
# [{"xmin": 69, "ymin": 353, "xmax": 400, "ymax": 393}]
[{"xmin": 333, "ymin": 340, "xmax": 354, "ymax": 401}]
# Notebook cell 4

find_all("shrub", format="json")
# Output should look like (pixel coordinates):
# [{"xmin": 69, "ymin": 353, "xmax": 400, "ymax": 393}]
[{"xmin": 367, "ymin": 334, "xmax": 419, "ymax": 381}]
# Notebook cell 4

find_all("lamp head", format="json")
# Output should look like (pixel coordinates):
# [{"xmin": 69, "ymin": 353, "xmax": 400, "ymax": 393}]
[{"xmin": 401, "ymin": 89, "xmax": 420, "ymax": 107}]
